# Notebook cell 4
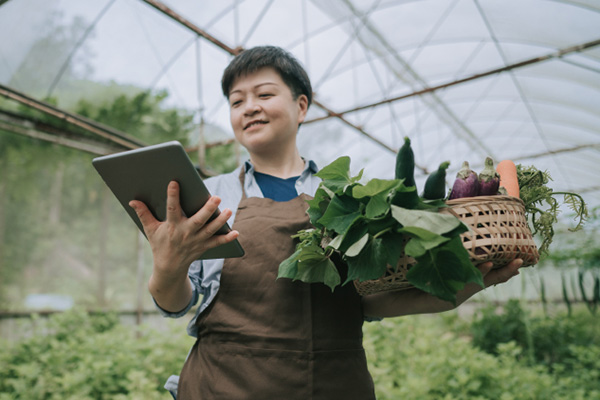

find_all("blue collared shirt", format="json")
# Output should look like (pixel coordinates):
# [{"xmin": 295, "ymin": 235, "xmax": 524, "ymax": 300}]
[{"xmin": 153, "ymin": 159, "xmax": 321, "ymax": 338}]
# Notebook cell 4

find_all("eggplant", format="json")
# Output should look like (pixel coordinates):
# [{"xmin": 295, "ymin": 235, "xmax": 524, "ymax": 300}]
[
  {"xmin": 449, "ymin": 161, "xmax": 479, "ymax": 200},
  {"xmin": 478, "ymin": 157, "xmax": 500, "ymax": 195}
]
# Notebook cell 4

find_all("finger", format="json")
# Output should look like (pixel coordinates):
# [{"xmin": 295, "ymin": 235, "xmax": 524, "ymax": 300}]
[
  {"xmin": 198, "ymin": 208, "xmax": 234, "ymax": 238},
  {"xmin": 199, "ymin": 229, "xmax": 240, "ymax": 253},
  {"xmin": 485, "ymin": 258, "xmax": 523, "ymax": 287},
  {"xmin": 188, "ymin": 196, "xmax": 223, "ymax": 230},
  {"xmin": 165, "ymin": 181, "xmax": 183, "ymax": 222},
  {"xmin": 129, "ymin": 200, "xmax": 158, "ymax": 232},
  {"xmin": 477, "ymin": 261, "xmax": 494, "ymax": 277}
]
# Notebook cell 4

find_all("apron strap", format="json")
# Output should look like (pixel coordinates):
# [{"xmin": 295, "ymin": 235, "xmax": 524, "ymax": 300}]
[{"xmin": 238, "ymin": 166, "xmax": 248, "ymax": 200}]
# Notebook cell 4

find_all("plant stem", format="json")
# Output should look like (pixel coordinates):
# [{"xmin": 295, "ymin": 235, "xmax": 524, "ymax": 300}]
[{"xmin": 373, "ymin": 227, "xmax": 393, "ymax": 239}]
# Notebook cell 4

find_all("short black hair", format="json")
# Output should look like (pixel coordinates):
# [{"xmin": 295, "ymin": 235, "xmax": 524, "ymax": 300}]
[{"xmin": 221, "ymin": 46, "xmax": 312, "ymax": 108}]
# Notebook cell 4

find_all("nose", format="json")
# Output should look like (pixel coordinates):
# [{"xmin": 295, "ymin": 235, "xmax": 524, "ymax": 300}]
[{"xmin": 243, "ymin": 97, "xmax": 261, "ymax": 115}]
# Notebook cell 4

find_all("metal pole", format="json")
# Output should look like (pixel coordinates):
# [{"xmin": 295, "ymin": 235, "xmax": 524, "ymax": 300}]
[
  {"xmin": 0, "ymin": 84, "xmax": 146, "ymax": 149},
  {"xmin": 305, "ymin": 38, "xmax": 600, "ymax": 123}
]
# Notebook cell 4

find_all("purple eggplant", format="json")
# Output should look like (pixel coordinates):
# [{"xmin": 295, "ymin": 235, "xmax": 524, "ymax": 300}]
[
  {"xmin": 478, "ymin": 157, "xmax": 500, "ymax": 195},
  {"xmin": 449, "ymin": 161, "xmax": 480, "ymax": 199}
]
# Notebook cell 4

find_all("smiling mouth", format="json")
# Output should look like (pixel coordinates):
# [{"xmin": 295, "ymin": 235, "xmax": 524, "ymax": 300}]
[{"xmin": 244, "ymin": 120, "xmax": 268, "ymax": 130}]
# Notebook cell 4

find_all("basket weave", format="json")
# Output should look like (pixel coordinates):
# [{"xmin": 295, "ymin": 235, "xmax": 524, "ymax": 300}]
[{"xmin": 353, "ymin": 195, "xmax": 539, "ymax": 296}]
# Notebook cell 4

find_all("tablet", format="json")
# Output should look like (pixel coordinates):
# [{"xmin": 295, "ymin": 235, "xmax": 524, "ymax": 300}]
[{"xmin": 92, "ymin": 140, "xmax": 244, "ymax": 259}]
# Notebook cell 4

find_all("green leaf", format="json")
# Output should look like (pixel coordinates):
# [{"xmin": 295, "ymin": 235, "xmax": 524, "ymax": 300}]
[
  {"xmin": 404, "ymin": 237, "xmax": 447, "ymax": 258},
  {"xmin": 315, "ymin": 156, "xmax": 364, "ymax": 194},
  {"xmin": 353, "ymin": 178, "xmax": 400, "ymax": 199},
  {"xmin": 338, "ymin": 222, "xmax": 369, "ymax": 254},
  {"xmin": 345, "ymin": 236, "xmax": 389, "ymax": 283},
  {"xmin": 391, "ymin": 205, "xmax": 464, "ymax": 236},
  {"xmin": 306, "ymin": 187, "xmax": 331, "ymax": 227},
  {"xmin": 315, "ymin": 156, "xmax": 351, "ymax": 181},
  {"xmin": 296, "ymin": 242, "xmax": 329, "ymax": 261},
  {"xmin": 415, "ymin": 198, "xmax": 448, "ymax": 210},
  {"xmin": 278, "ymin": 248, "xmax": 301, "ymax": 280},
  {"xmin": 315, "ymin": 156, "xmax": 353, "ymax": 193},
  {"xmin": 345, "ymin": 233, "xmax": 369, "ymax": 257},
  {"xmin": 398, "ymin": 226, "xmax": 450, "ymax": 241},
  {"xmin": 278, "ymin": 242, "xmax": 341, "ymax": 290},
  {"xmin": 443, "ymin": 223, "xmax": 470, "ymax": 238},
  {"xmin": 327, "ymin": 234, "xmax": 344, "ymax": 250},
  {"xmin": 406, "ymin": 237, "xmax": 483, "ymax": 304},
  {"xmin": 380, "ymin": 231, "xmax": 406, "ymax": 268},
  {"xmin": 398, "ymin": 226, "xmax": 451, "ymax": 258},
  {"xmin": 296, "ymin": 257, "xmax": 341, "ymax": 291},
  {"xmin": 342, "ymin": 181, "xmax": 362, "ymax": 197},
  {"xmin": 317, "ymin": 195, "xmax": 363, "ymax": 235},
  {"xmin": 365, "ymin": 194, "xmax": 390, "ymax": 219},
  {"xmin": 366, "ymin": 215, "xmax": 397, "ymax": 236}
]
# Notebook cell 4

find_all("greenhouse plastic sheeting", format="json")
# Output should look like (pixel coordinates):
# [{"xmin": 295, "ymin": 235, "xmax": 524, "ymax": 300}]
[{"xmin": 1, "ymin": 0, "xmax": 599, "ymax": 210}]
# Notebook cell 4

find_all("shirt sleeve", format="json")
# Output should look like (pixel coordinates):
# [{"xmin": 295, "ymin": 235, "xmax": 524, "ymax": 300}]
[{"xmin": 152, "ymin": 261, "xmax": 202, "ymax": 318}]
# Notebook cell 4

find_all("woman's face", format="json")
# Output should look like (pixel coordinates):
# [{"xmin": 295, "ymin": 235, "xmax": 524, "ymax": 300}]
[{"xmin": 228, "ymin": 67, "xmax": 308, "ymax": 156}]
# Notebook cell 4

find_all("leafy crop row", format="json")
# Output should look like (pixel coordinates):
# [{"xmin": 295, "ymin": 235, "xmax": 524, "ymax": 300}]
[{"xmin": 1, "ymin": 306, "xmax": 598, "ymax": 399}]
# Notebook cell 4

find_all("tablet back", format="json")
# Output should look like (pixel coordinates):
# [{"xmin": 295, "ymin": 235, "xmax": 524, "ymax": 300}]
[{"xmin": 92, "ymin": 141, "xmax": 244, "ymax": 259}]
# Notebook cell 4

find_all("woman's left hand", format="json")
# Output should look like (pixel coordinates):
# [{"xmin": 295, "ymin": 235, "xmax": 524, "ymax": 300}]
[
  {"xmin": 362, "ymin": 258, "xmax": 525, "ymax": 318},
  {"xmin": 476, "ymin": 258, "xmax": 524, "ymax": 288}
]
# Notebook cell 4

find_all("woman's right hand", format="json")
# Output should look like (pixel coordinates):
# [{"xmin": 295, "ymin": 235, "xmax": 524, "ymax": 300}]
[{"xmin": 129, "ymin": 181, "xmax": 239, "ymax": 310}]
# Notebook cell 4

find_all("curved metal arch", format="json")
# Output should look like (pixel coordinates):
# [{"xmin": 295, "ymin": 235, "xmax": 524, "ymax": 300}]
[
  {"xmin": 346, "ymin": 99, "xmax": 600, "ymax": 135},
  {"xmin": 447, "ymin": 115, "xmax": 600, "ymax": 138},
  {"xmin": 304, "ymin": 38, "xmax": 600, "ymax": 123},
  {"xmin": 318, "ymin": 35, "xmax": 600, "ymax": 86},
  {"xmin": 432, "ymin": 95, "xmax": 600, "ymax": 121},
  {"xmin": 546, "ymin": 0, "xmax": 600, "ymax": 14}
]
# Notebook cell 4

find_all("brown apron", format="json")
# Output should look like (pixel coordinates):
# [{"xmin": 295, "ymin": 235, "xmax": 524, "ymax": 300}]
[{"xmin": 178, "ymin": 171, "xmax": 375, "ymax": 400}]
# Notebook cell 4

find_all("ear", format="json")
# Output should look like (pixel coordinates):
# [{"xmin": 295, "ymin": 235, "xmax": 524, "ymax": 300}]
[{"xmin": 296, "ymin": 94, "xmax": 309, "ymax": 124}]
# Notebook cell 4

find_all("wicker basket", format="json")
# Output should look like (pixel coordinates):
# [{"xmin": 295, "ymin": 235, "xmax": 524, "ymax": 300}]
[{"xmin": 353, "ymin": 195, "xmax": 539, "ymax": 296}]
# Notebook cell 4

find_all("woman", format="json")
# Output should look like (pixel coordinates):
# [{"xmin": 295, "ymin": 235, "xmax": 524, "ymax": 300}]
[{"xmin": 130, "ymin": 46, "xmax": 523, "ymax": 399}]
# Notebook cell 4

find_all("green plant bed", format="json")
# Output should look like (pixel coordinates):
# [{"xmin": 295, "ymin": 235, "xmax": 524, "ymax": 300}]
[
  {"xmin": 0, "ymin": 310, "xmax": 194, "ymax": 400},
  {"xmin": 1, "ymin": 308, "xmax": 598, "ymax": 399},
  {"xmin": 363, "ymin": 309, "xmax": 600, "ymax": 400}
]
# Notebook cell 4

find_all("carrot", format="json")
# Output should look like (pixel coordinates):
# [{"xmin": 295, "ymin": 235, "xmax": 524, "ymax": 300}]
[{"xmin": 496, "ymin": 160, "xmax": 520, "ymax": 198}]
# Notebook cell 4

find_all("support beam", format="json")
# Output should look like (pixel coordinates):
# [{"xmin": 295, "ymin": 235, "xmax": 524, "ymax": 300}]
[
  {"xmin": 305, "ymin": 38, "xmax": 600, "ymax": 123},
  {"xmin": 138, "ymin": 0, "xmax": 396, "ymax": 154},
  {"xmin": 0, "ymin": 120, "xmax": 118, "ymax": 155},
  {"xmin": 0, "ymin": 109, "xmax": 122, "ymax": 155},
  {"xmin": 512, "ymin": 143, "xmax": 600, "ymax": 162},
  {"xmin": 0, "ymin": 84, "xmax": 146, "ymax": 149},
  {"xmin": 312, "ymin": 99, "xmax": 395, "ymax": 153},
  {"xmin": 0, "ymin": 108, "xmax": 235, "ymax": 158},
  {"xmin": 141, "ymin": 0, "xmax": 242, "ymax": 55}
]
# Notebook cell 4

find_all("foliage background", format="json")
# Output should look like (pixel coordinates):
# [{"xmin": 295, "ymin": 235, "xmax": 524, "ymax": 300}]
[{"xmin": 1, "ymin": 305, "xmax": 599, "ymax": 399}]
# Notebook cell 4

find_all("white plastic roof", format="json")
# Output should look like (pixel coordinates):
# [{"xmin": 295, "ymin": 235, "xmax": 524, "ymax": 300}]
[{"xmin": 1, "ymin": 0, "xmax": 599, "ymax": 210}]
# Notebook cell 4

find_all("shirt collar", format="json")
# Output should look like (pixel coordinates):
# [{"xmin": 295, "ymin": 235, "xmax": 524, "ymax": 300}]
[{"xmin": 243, "ymin": 158, "xmax": 319, "ymax": 177}]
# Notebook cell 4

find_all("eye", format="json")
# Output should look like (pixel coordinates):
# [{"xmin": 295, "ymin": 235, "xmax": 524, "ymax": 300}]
[
  {"xmin": 230, "ymin": 99, "xmax": 242, "ymax": 107},
  {"xmin": 259, "ymin": 93, "xmax": 273, "ymax": 99}
]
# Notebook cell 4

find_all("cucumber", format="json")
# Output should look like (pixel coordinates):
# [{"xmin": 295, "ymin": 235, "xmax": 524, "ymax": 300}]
[
  {"xmin": 395, "ymin": 136, "xmax": 415, "ymax": 186},
  {"xmin": 423, "ymin": 161, "xmax": 450, "ymax": 200},
  {"xmin": 391, "ymin": 137, "xmax": 419, "ymax": 208}
]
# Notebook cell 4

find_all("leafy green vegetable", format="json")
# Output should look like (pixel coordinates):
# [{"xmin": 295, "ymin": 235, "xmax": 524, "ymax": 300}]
[
  {"xmin": 278, "ymin": 156, "xmax": 485, "ymax": 304},
  {"xmin": 517, "ymin": 164, "xmax": 588, "ymax": 254},
  {"xmin": 407, "ymin": 237, "xmax": 483, "ymax": 304},
  {"xmin": 391, "ymin": 205, "xmax": 466, "ymax": 236},
  {"xmin": 317, "ymin": 196, "xmax": 363, "ymax": 234}
]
